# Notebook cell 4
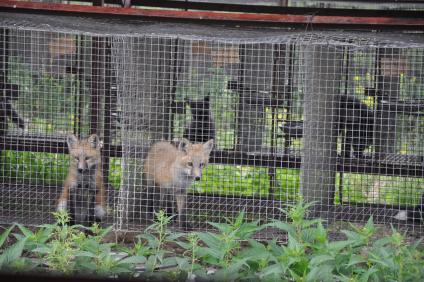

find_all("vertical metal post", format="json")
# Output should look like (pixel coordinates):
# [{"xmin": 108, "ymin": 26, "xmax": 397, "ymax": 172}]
[
  {"xmin": 0, "ymin": 28, "xmax": 10, "ymax": 153},
  {"xmin": 102, "ymin": 37, "xmax": 112, "ymax": 188},
  {"xmin": 268, "ymin": 44, "xmax": 285, "ymax": 200},
  {"xmin": 90, "ymin": 36, "xmax": 102, "ymax": 135},
  {"xmin": 283, "ymin": 43, "xmax": 294, "ymax": 155},
  {"xmin": 235, "ymin": 44, "xmax": 245, "ymax": 150},
  {"xmin": 166, "ymin": 38, "xmax": 180, "ymax": 141},
  {"xmin": 338, "ymin": 46, "xmax": 351, "ymax": 203}
]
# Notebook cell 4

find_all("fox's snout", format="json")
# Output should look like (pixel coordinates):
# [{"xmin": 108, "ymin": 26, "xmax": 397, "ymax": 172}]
[{"xmin": 77, "ymin": 167, "xmax": 87, "ymax": 173}]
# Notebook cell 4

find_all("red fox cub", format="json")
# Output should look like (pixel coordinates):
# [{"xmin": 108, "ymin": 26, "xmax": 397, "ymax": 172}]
[
  {"xmin": 57, "ymin": 134, "xmax": 106, "ymax": 225},
  {"xmin": 143, "ymin": 138, "xmax": 214, "ymax": 228}
]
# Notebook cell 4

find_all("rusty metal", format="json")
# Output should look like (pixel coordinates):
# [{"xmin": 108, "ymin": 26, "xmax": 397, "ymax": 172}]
[{"xmin": 0, "ymin": 1, "xmax": 423, "ymax": 29}]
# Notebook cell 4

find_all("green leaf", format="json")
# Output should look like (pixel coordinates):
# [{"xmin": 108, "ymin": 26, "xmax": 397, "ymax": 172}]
[
  {"xmin": 74, "ymin": 251, "xmax": 97, "ymax": 258},
  {"xmin": 306, "ymin": 265, "xmax": 335, "ymax": 282},
  {"xmin": 0, "ymin": 225, "xmax": 15, "ymax": 249},
  {"xmin": 346, "ymin": 254, "xmax": 367, "ymax": 268},
  {"xmin": 15, "ymin": 224, "xmax": 34, "ymax": 238},
  {"xmin": 207, "ymin": 222, "xmax": 232, "ymax": 234},
  {"xmin": 118, "ymin": 255, "xmax": 146, "ymax": 265},
  {"xmin": 196, "ymin": 232, "xmax": 221, "ymax": 250},
  {"xmin": 196, "ymin": 246, "xmax": 223, "ymax": 262},
  {"xmin": 0, "ymin": 238, "xmax": 27, "ymax": 268},
  {"xmin": 145, "ymin": 255, "xmax": 157, "ymax": 272},
  {"xmin": 358, "ymin": 266, "xmax": 378, "ymax": 282},
  {"xmin": 259, "ymin": 263, "xmax": 286, "ymax": 279},
  {"xmin": 262, "ymin": 221, "xmax": 295, "ymax": 236},
  {"xmin": 327, "ymin": 240, "xmax": 356, "ymax": 252},
  {"xmin": 166, "ymin": 232, "xmax": 185, "ymax": 241},
  {"xmin": 309, "ymin": 254, "xmax": 335, "ymax": 266},
  {"xmin": 32, "ymin": 246, "xmax": 51, "ymax": 254}
]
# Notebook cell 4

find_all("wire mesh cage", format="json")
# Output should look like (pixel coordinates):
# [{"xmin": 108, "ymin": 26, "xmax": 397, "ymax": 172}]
[{"xmin": 1, "ymin": 12, "xmax": 424, "ymax": 237}]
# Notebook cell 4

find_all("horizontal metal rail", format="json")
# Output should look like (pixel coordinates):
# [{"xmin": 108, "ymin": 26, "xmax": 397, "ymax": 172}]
[
  {"xmin": 2, "ymin": 135, "xmax": 424, "ymax": 178},
  {"xmin": 0, "ymin": 1, "xmax": 423, "ymax": 29}
]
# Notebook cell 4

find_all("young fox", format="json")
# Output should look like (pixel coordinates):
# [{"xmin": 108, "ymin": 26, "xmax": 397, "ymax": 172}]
[
  {"xmin": 143, "ymin": 138, "xmax": 214, "ymax": 228},
  {"xmin": 57, "ymin": 134, "xmax": 106, "ymax": 225}
]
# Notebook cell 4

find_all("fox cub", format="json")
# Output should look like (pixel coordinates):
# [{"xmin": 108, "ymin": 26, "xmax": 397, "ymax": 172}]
[
  {"xmin": 143, "ymin": 138, "xmax": 214, "ymax": 228},
  {"xmin": 57, "ymin": 134, "xmax": 106, "ymax": 225}
]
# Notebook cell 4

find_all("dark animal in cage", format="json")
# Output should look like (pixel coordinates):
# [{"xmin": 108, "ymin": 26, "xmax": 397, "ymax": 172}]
[
  {"xmin": 338, "ymin": 95, "xmax": 375, "ymax": 159},
  {"xmin": 57, "ymin": 134, "xmax": 106, "ymax": 226},
  {"xmin": 143, "ymin": 138, "xmax": 214, "ymax": 229},
  {"xmin": 280, "ymin": 94, "xmax": 375, "ymax": 159},
  {"xmin": 394, "ymin": 194, "xmax": 424, "ymax": 223},
  {"xmin": 0, "ymin": 83, "xmax": 25, "ymax": 135},
  {"xmin": 183, "ymin": 95, "xmax": 216, "ymax": 144}
]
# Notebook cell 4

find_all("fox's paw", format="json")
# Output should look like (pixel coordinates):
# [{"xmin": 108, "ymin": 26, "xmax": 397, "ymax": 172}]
[
  {"xmin": 57, "ymin": 200, "xmax": 67, "ymax": 212},
  {"xmin": 94, "ymin": 204, "xmax": 106, "ymax": 219},
  {"xmin": 394, "ymin": 210, "xmax": 407, "ymax": 221}
]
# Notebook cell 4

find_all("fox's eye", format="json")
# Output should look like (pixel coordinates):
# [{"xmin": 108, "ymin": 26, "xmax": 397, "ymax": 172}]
[
  {"xmin": 200, "ymin": 163, "xmax": 205, "ymax": 168},
  {"xmin": 187, "ymin": 162, "xmax": 193, "ymax": 167},
  {"xmin": 85, "ymin": 157, "xmax": 91, "ymax": 161}
]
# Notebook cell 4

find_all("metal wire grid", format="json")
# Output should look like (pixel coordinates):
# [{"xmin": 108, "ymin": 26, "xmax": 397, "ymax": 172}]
[{"xmin": 0, "ymin": 14, "xmax": 424, "ymax": 237}]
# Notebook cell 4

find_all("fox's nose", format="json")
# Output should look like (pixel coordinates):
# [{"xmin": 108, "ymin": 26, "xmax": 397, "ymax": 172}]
[
  {"xmin": 78, "ymin": 168, "xmax": 84, "ymax": 173},
  {"xmin": 194, "ymin": 176, "xmax": 201, "ymax": 181}
]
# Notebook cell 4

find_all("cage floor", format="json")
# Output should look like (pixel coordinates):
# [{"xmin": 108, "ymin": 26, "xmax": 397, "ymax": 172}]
[{"xmin": 0, "ymin": 182, "xmax": 423, "ymax": 239}]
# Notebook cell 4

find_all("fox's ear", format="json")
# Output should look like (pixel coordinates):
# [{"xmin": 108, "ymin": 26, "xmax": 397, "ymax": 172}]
[
  {"xmin": 204, "ymin": 95, "xmax": 210, "ymax": 103},
  {"xmin": 178, "ymin": 138, "xmax": 191, "ymax": 153},
  {"xmin": 203, "ymin": 139, "xmax": 214, "ymax": 154},
  {"xmin": 66, "ymin": 134, "xmax": 78, "ymax": 149},
  {"xmin": 88, "ymin": 134, "xmax": 101, "ymax": 149}
]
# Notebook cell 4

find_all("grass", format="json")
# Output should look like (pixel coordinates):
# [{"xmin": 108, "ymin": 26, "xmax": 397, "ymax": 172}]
[
  {"xmin": 0, "ymin": 150, "xmax": 122, "ymax": 189},
  {"xmin": 2, "ymin": 149, "xmax": 424, "ymax": 206}
]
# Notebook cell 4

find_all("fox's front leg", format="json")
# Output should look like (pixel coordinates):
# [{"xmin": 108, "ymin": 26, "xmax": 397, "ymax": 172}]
[
  {"xmin": 175, "ymin": 193, "xmax": 189, "ymax": 230},
  {"xmin": 94, "ymin": 175, "xmax": 106, "ymax": 221},
  {"xmin": 57, "ymin": 179, "xmax": 76, "ymax": 225},
  {"xmin": 57, "ymin": 180, "xmax": 71, "ymax": 212}
]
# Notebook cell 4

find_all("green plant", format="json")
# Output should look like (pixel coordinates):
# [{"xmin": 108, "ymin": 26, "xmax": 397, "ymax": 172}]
[
  {"xmin": 1, "ymin": 204, "xmax": 423, "ymax": 281},
  {"xmin": 137, "ymin": 210, "xmax": 183, "ymax": 273}
]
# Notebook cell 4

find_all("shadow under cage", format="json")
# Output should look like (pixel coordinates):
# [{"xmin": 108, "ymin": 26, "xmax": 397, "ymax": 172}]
[{"xmin": 1, "ymin": 12, "xmax": 424, "ymax": 237}]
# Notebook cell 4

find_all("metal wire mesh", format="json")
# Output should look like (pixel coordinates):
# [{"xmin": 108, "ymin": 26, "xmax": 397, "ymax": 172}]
[{"xmin": 1, "ymin": 12, "xmax": 424, "ymax": 237}]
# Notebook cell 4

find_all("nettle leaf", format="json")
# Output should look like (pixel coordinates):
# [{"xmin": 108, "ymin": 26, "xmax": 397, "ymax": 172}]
[
  {"xmin": 207, "ymin": 222, "xmax": 232, "ymax": 234},
  {"xmin": 174, "ymin": 257, "xmax": 190, "ymax": 271},
  {"xmin": 259, "ymin": 263, "xmax": 286, "ymax": 279},
  {"xmin": 96, "ymin": 225, "xmax": 114, "ymax": 239},
  {"xmin": 137, "ymin": 233, "xmax": 159, "ymax": 249},
  {"xmin": 234, "ymin": 221, "xmax": 263, "ymax": 239},
  {"xmin": 15, "ymin": 224, "xmax": 34, "ymax": 238},
  {"xmin": 262, "ymin": 221, "xmax": 295, "ymax": 236},
  {"xmin": 32, "ymin": 246, "xmax": 51, "ymax": 254},
  {"xmin": 358, "ymin": 266, "xmax": 378, "ymax": 282},
  {"xmin": 196, "ymin": 232, "xmax": 221, "ymax": 250},
  {"xmin": 196, "ymin": 246, "xmax": 223, "ymax": 263},
  {"xmin": 0, "ymin": 225, "xmax": 15, "ymax": 249},
  {"xmin": 145, "ymin": 255, "xmax": 157, "ymax": 272},
  {"xmin": 175, "ymin": 241, "xmax": 191, "ymax": 250},
  {"xmin": 0, "ymin": 237, "xmax": 27, "ymax": 268},
  {"xmin": 309, "ymin": 254, "xmax": 335, "ymax": 266},
  {"xmin": 74, "ymin": 251, "xmax": 97, "ymax": 258},
  {"xmin": 328, "ymin": 240, "xmax": 355, "ymax": 252},
  {"xmin": 166, "ymin": 232, "xmax": 185, "ymax": 241},
  {"xmin": 346, "ymin": 254, "xmax": 367, "ymax": 268},
  {"xmin": 306, "ymin": 264, "xmax": 335, "ymax": 282},
  {"xmin": 118, "ymin": 255, "xmax": 146, "ymax": 265}
]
